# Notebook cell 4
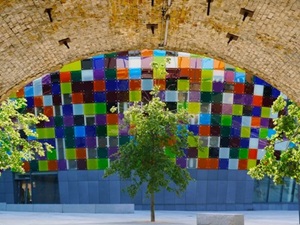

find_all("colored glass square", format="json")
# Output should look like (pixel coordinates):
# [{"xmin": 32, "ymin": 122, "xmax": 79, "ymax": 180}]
[
  {"xmin": 247, "ymin": 159, "xmax": 257, "ymax": 169},
  {"xmin": 105, "ymin": 69, "xmax": 117, "ymax": 79},
  {"xmin": 129, "ymin": 91, "xmax": 141, "ymax": 102},
  {"xmin": 98, "ymin": 159, "xmax": 109, "ymax": 169},
  {"xmin": 95, "ymin": 103, "xmax": 107, "ymax": 114},
  {"xmin": 72, "ymin": 93, "xmax": 84, "ymax": 104},
  {"xmin": 202, "ymin": 58, "xmax": 213, "ymax": 69},
  {"xmin": 84, "ymin": 103, "xmax": 95, "ymax": 115},
  {"xmin": 177, "ymin": 102, "xmax": 187, "ymax": 110},
  {"xmin": 38, "ymin": 160, "xmax": 48, "ymax": 171},
  {"xmin": 232, "ymin": 104, "xmax": 243, "ymax": 115},
  {"xmin": 47, "ymin": 149, "xmax": 57, "ymax": 160},
  {"xmin": 201, "ymin": 81, "xmax": 212, "ymax": 92},
  {"xmin": 241, "ymin": 127, "xmax": 251, "ymax": 138},
  {"xmin": 71, "ymin": 71, "xmax": 82, "ymax": 82},
  {"xmin": 129, "ymin": 68, "xmax": 142, "ymax": 79},
  {"xmin": 198, "ymin": 147, "xmax": 209, "ymax": 158},
  {"xmin": 187, "ymin": 136, "xmax": 198, "ymax": 147},
  {"xmin": 129, "ymin": 80, "xmax": 141, "ymax": 90},
  {"xmin": 238, "ymin": 148, "xmax": 248, "ymax": 159},
  {"xmin": 201, "ymin": 92, "xmax": 212, "ymax": 103},
  {"xmin": 199, "ymin": 113, "xmax": 211, "ymax": 125},
  {"xmin": 66, "ymin": 148, "xmax": 76, "ymax": 160},
  {"xmin": 259, "ymin": 128, "xmax": 268, "ymax": 139},
  {"xmin": 87, "ymin": 159, "xmax": 98, "ymax": 170},
  {"xmin": 142, "ymin": 79, "xmax": 153, "ymax": 91},
  {"xmin": 60, "ymin": 61, "xmax": 81, "ymax": 72},
  {"xmin": 98, "ymin": 147, "xmax": 108, "ymax": 158},
  {"xmin": 107, "ymin": 125, "xmax": 118, "ymax": 136},
  {"xmin": 60, "ymin": 71, "xmax": 71, "ymax": 83},
  {"xmin": 221, "ymin": 115, "xmax": 232, "ymax": 126},
  {"xmin": 261, "ymin": 107, "xmax": 271, "ymax": 118},
  {"xmin": 94, "ymin": 80, "xmax": 106, "ymax": 92},
  {"xmin": 229, "ymin": 148, "xmax": 239, "ymax": 158},
  {"xmin": 74, "ymin": 126, "xmax": 86, "ymax": 137},
  {"xmin": 177, "ymin": 79, "xmax": 189, "ymax": 91},
  {"xmin": 93, "ymin": 57, "xmax": 104, "ymax": 69},
  {"xmin": 187, "ymin": 102, "xmax": 200, "ymax": 114}
]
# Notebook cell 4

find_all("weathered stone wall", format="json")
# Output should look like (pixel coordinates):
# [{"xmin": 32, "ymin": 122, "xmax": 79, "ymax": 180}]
[{"xmin": 0, "ymin": 0, "xmax": 299, "ymax": 102}]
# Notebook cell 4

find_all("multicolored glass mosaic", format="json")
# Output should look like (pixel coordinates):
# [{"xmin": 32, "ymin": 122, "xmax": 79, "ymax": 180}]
[{"xmin": 11, "ymin": 50, "xmax": 287, "ymax": 172}]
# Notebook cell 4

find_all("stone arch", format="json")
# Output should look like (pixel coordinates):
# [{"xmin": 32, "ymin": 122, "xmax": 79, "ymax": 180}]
[{"xmin": 0, "ymin": 0, "xmax": 299, "ymax": 102}]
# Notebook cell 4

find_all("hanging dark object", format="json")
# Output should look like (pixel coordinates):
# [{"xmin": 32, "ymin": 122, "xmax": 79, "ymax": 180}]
[
  {"xmin": 151, "ymin": 0, "xmax": 154, "ymax": 6},
  {"xmin": 207, "ymin": 0, "xmax": 214, "ymax": 16},
  {"xmin": 226, "ymin": 33, "xmax": 239, "ymax": 44},
  {"xmin": 44, "ymin": 8, "xmax": 53, "ymax": 22},
  {"xmin": 146, "ymin": 24, "xmax": 158, "ymax": 34},
  {"xmin": 240, "ymin": 8, "xmax": 254, "ymax": 21},
  {"xmin": 58, "ymin": 38, "xmax": 71, "ymax": 49}
]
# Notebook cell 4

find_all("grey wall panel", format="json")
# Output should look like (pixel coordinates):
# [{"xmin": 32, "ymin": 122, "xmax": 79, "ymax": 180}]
[
  {"xmin": 59, "ymin": 181, "xmax": 69, "ymax": 203},
  {"xmin": 109, "ymin": 181, "xmax": 120, "ymax": 203},
  {"xmin": 68, "ymin": 181, "xmax": 79, "ymax": 203},
  {"xmin": 78, "ymin": 181, "xmax": 89, "ymax": 203},
  {"xmin": 98, "ymin": 181, "xmax": 110, "ymax": 203},
  {"xmin": 88, "ymin": 181, "xmax": 99, "ymax": 204}
]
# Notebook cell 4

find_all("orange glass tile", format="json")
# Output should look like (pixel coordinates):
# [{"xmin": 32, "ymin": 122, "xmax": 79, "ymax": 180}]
[
  {"xmin": 48, "ymin": 160, "xmax": 58, "ymax": 171},
  {"xmin": 141, "ymin": 49, "xmax": 153, "ymax": 57},
  {"xmin": 72, "ymin": 93, "xmax": 84, "ymax": 104},
  {"xmin": 252, "ymin": 96, "xmax": 263, "ymax": 106},
  {"xmin": 76, "ymin": 148, "xmax": 87, "ymax": 159},
  {"xmin": 23, "ymin": 161, "xmax": 30, "ymax": 172},
  {"xmin": 94, "ymin": 80, "xmax": 106, "ymax": 92},
  {"xmin": 179, "ymin": 68, "xmax": 191, "ymax": 78},
  {"xmin": 16, "ymin": 88, "xmax": 24, "ymax": 98},
  {"xmin": 251, "ymin": 117, "xmax": 261, "ymax": 127},
  {"xmin": 106, "ymin": 114, "xmax": 119, "ymax": 125},
  {"xmin": 43, "ymin": 106, "xmax": 54, "ymax": 117},
  {"xmin": 189, "ymin": 69, "xmax": 201, "ymax": 83},
  {"xmin": 208, "ymin": 158, "xmax": 219, "ymax": 169},
  {"xmin": 129, "ymin": 80, "xmax": 141, "ymax": 90},
  {"xmin": 248, "ymin": 149, "xmax": 257, "ymax": 159},
  {"xmin": 153, "ymin": 79, "xmax": 166, "ymax": 90},
  {"xmin": 214, "ymin": 60, "xmax": 225, "ymax": 70},
  {"xmin": 34, "ymin": 96, "xmax": 43, "ymax": 107},
  {"xmin": 117, "ymin": 68, "xmax": 129, "ymax": 80},
  {"xmin": 238, "ymin": 159, "xmax": 248, "ymax": 170},
  {"xmin": 198, "ymin": 158, "xmax": 208, "ymax": 169},
  {"xmin": 199, "ymin": 125, "xmax": 210, "ymax": 136},
  {"xmin": 60, "ymin": 71, "xmax": 71, "ymax": 83},
  {"xmin": 178, "ymin": 57, "xmax": 190, "ymax": 68}
]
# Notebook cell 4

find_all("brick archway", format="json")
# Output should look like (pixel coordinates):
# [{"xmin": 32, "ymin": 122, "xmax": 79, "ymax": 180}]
[{"xmin": 0, "ymin": 0, "xmax": 299, "ymax": 102}]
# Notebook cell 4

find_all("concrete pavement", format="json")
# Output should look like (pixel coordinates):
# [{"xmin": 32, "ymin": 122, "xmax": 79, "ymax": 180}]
[{"xmin": 0, "ymin": 210, "xmax": 299, "ymax": 225}]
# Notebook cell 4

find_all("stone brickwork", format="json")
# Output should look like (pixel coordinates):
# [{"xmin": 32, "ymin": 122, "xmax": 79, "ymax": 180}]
[{"xmin": 0, "ymin": 0, "xmax": 299, "ymax": 102}]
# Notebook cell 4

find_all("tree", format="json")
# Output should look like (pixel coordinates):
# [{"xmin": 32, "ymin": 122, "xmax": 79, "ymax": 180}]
[
  {"xmin": 0, "ymin": 98, "xmax": 52, "ymax": 174},
  {"xmin": 104, "ymin": 87, "xmax": 199, "ymax": 222},
  {"xmin": 248, "ymin": 96, "xmax": 300, "ymax": 184}
]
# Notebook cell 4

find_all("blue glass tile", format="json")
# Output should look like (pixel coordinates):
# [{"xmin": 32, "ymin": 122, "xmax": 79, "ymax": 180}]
[
  {"xmin": 24, "ymin": 86, "xmax": 34, "ymax": 97},
  {"xmin": 75, "ymin": 126, "xmax": 86, "ymax": 137},
  {"xmin": 105, "ymin": 80, "xmax": 117, "ymax": 91},
  {"xmin": 188, "ymin": 125, "xmax": 199, "ymax": 135},
  {"xmin": 86, "ymin": 126, "xmax": 96, "ymax": 137},
  {"xmin": 75, "ymin": 137, "xmax": 86, "ymax": 148},
  {"xmin": 82, "ymin": 70, "xmax": 94, "ymax": 81},
  {"xmin": 51, "ymin": 83, "xmax": 61, "ymax": 95},
  {"xmin": 219, "ymin": 159, "xmax": 229, "ymax": 169},
  {"xmin": 94, "ymin": 92, "xmax": 106, "ymax": 102},
  {"xmin": 153, "ymin": 50, "xmax": 166, "ymax": 56},
  {"xmin": 250, "ymin": 128, "xmax": 259, "ymax": 138},
  {"xmin": 142, "ymin": 79, "xmax": 153, "ymax": 90},
  {"xmin": 202, "ymin": 58, "xmax": 213, "ymax": 69},
  {"xmin": 165, "ymin": 91, "xmax": 178, "ymax": 102},
  {"xmin": 234, "ymin": 72, "xmax": 245, "ymax": 83},
  {"xmin": 117, "ymin": 80, "xmax": 129, "ymax": 91},
  {"xmin": 240, "ymin": 138, "xmax": 249, "ymax": 148},
  {"xmin": 129, "ymin": 68, "xmax": 141, "ymax": 79},
  {"xmin": 43, "ymin": 95, "xmax": 53, "ymax": 106},
  {"xmin": 55, "ymin": 127, "xmax": 65, "ymax": 138},
  {"xmin": 272, "ymin": 88, "xmax": 280, "ymax": 98},
  {"xmin": 73, "ymin": 104, "xmax": 83, "ymax": 115},
  {"xmin": 199, "ymin": 114, "xmax": 211, "ymax": 125},
  {"xmin": 252, "ymin": 107, "xmax": 261, "ymax": 117},
  {"xmin": 33, "ymin": 84, "xmax": 43, "ymax": 96},
  {"xmin": 26, "ymin": 97, "xmax": 34, "ymax": 108},
  {"xmin": 93, "ymin": 57, "xmax": 104, "ymax": 69},
  {"xmin": 62, "ymin": 104, "xmax": 73, "ymax": 116}
]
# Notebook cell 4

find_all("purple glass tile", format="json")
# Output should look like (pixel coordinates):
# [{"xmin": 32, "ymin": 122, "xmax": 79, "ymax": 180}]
[
  {"xmin": 63, "ymin": 116, "xmax": 74, "ymax": 126},
  {"xmin": 243, "ymin": 94, "xmax": 253, "ymax": 105},
  {"xmin": 222, "ymin": 104, "xmax": 232, "ymax": 114},
  {"xmin": 93, "ymin": 57, "xmax": 104, "ymax": 69},
  {"xmin": 58, "ymin": 159, "xmax": 67, "ymax": 170},
  {"xmin": 259, "ymin": 139, "xmax": 268, "ymax": 149},
  {"xmin": 260, "ymin": 118, "xmax": 269, "ymax": 127},
  {"xmin": 86, "ymin": 137, "xmax": 97, "ymax": 148},
  {"xmin": 94, "ymin": 69, "xmax": 105, "ymax": 80},
  {"xmin": 224, "ymin": 71, "xmax": 234, "ymax": 82},
  {"xmin": 44, "ymin": 117, "xmax": 54, "ymax": 127},
  {"xmin": 108, "ymin": 147, "xmax": 118, "ymax": 159},
  {"xmin": 141, "ymin": 56, "xmax": 152, "ymax": 69},
  {"xmin": 190, "ymin": 58, "xmax": 201, "ymax": 69},
  {"xmin": 158, "ymin": 91, "xmax": 165, "ymax": 101},
  {"xmin": 42, "ymin": 74, "xmax": 51, "ymax": 84},
  {"xmin": 176, "ymin": 157, "xmax": 187, "ymax": 168},
  {"xmin": 189, "ymin": 91, "xmax": 200, "ymax": 102},
  {"xmin": 119, "ymin": 125, "xmax": 129, "ymax": 135},
  {"xmin": 232, "ymin": 116, "xmax": 242, "ymax": 127},
  {"xmin": 233, "ymin": 94, "xmax": 243, "ymax": 104},
  {"xmin": 213, "ymin": 82, "xmax": 224, "ymax": 92},
  {"xmin": 96, "ymin": 115, "xmax": 106, "ymax": 125}
]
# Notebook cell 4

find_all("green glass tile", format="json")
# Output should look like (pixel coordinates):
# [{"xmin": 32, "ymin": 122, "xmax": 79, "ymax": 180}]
[
  {"xmin": 84, "ymin": 103, "xmax": 96, "ymax": 115},
  {"xmin": 97, "ymin": 147, "xmax": 108, "ymax": 158},
  {"xmin": 211, "ymin": 114, "xmax": 221, "ymax": 125},
  {"xmin": 36, "ymin": 128, "xmax": 55, "ymax": 139},
  {"xmin": 61, "ymin": 83, "xmax": 72, "ymax": 94},
  {"xmin": 261, "ymin": 107, "xmax": 271, "ymax": 118},
  {"xmin": 105, "ymin": 69, "xmax": 117, "ymax": 79},
  {"xmin": 201, "ymin": 92, "xmax": 212, "ymax": 103},
  {"xmin": 248, "ymin": 159, "xmax": 257, "ymax": 169},
  {"xmin": 119, "ymin": 136, "xmax": 130, "ymax": 145},
  {"xmin": 153, "ymin": 56, "xmax": 165, "ymax": 64},
  {"xmin": 241, "ymin": 127, "xmax": 251, "ymax": 138},
  {"xmin": 87, "ymin": 159, "xmax": 98, "ymax": 170},
  {"xmin": 259, "ymin": 128, "xmax": 268, "ymax": 139},
  {"xmin": 60, "ymin": 61, "xmax": 81, "ymax": 72},
  {"xmin": 188, "ymin": 136, "xmax": 198, "ymax": 147},
  {"xmin": 212, "ymin": 93, "xmax": 222, "ymax": 103},
  {"xmin": 10, "ymin": 92, "xmax": 17, "ymax": 98},
  {"xmin": 201, "ymin": 81, "xmax": 212, "ymax": 92},
  {"xmin": 188, "ymin": 102, "xmax": 200, "ymax": 114},
  {"xmin": 105, "ymin": 52, "xmax": 117, "ymax": 58},
  {"xmin": 221, "ymin": 115, "xmax": 232, "ymax": 126},
  {"xmin": 95, "ymin": 103, "xmax": 107, "ymax": 114},
  {"xmin": 64, "ymin": 127, "xmax": 74, "ymax": 137},
  {"xmin": 201, "ymin": 70, "xmax": 213, "ymax": 81},
  {"xmin": 198, "ymin": 147, "xmax": 209, "ymax": 158},
  {"xmin": 38, "ymin": 160, "xmax": 48, "ymax": 171},
  {"xmin": 230, "ymin": 148, "xmax": 239, "ymax": 158},
  {"xmin": 221, "ymin": 126, "xmax": 231, "ymax": 137},
  {"xmin": 232, "ymin": 104, "xmax": 243, "ymax": 115},
  {"xmin": 30, "ymin": 160, "xmax": 38, "ymax": 172},
  {"xmin": 107, "ymin": 125, "xmax": 118, "ymax": 136},
  {"xmin": 54, "ymin": 116, "xmax": 64, "ymax": 127},
  {"xmin": 47, "ymin": 149, "xmax": 57, "ymax": 160},
  {"xmin": 96, "ymin": 126, "xmax": 107, "ymax": 136},
  {"xmin": 129, "ymin": 91, "xmax": 141, "ymax": 102},
  {"xmin": 177, "ymin": 102, "xmax": 188, "ymax": 110},
  {"xmin": 65, "ymin": 137, "xmax": 75, "ymax": 148},
  {"xmin": 98, "ymin": 159, "xmax": 109, "ymax": 169},
  {"xmin": 236, "ymin": 67, "xmax": 244, "ymax": 72},
  {"xmin": 71, "ymin": 71, "xmax": 82, "ymax": 82},
  {"xmin": 65, "ymin": 148, "xmax": 76, "ymax": 160},
  {"xmin": 177, "ymin": 80, "xmax": 189, "ymax": 91},
  {"xmin": 239, "ymin": 148, "xmax": 248, "ymax": 159},
  {"xmin": 165, "ymin": 147, "xmax": 176, "ymax": 158}
]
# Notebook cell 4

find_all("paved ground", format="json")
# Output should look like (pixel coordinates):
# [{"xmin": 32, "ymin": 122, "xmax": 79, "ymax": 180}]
[{"xmin": 0, "ymin": 210, "xmax": 299, "ymax": 225}]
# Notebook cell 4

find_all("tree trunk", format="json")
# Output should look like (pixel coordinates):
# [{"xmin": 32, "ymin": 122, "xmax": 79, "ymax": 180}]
[{"xmin": 150, "ymin": 192, "xmax": 155, "ymax": 222}]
